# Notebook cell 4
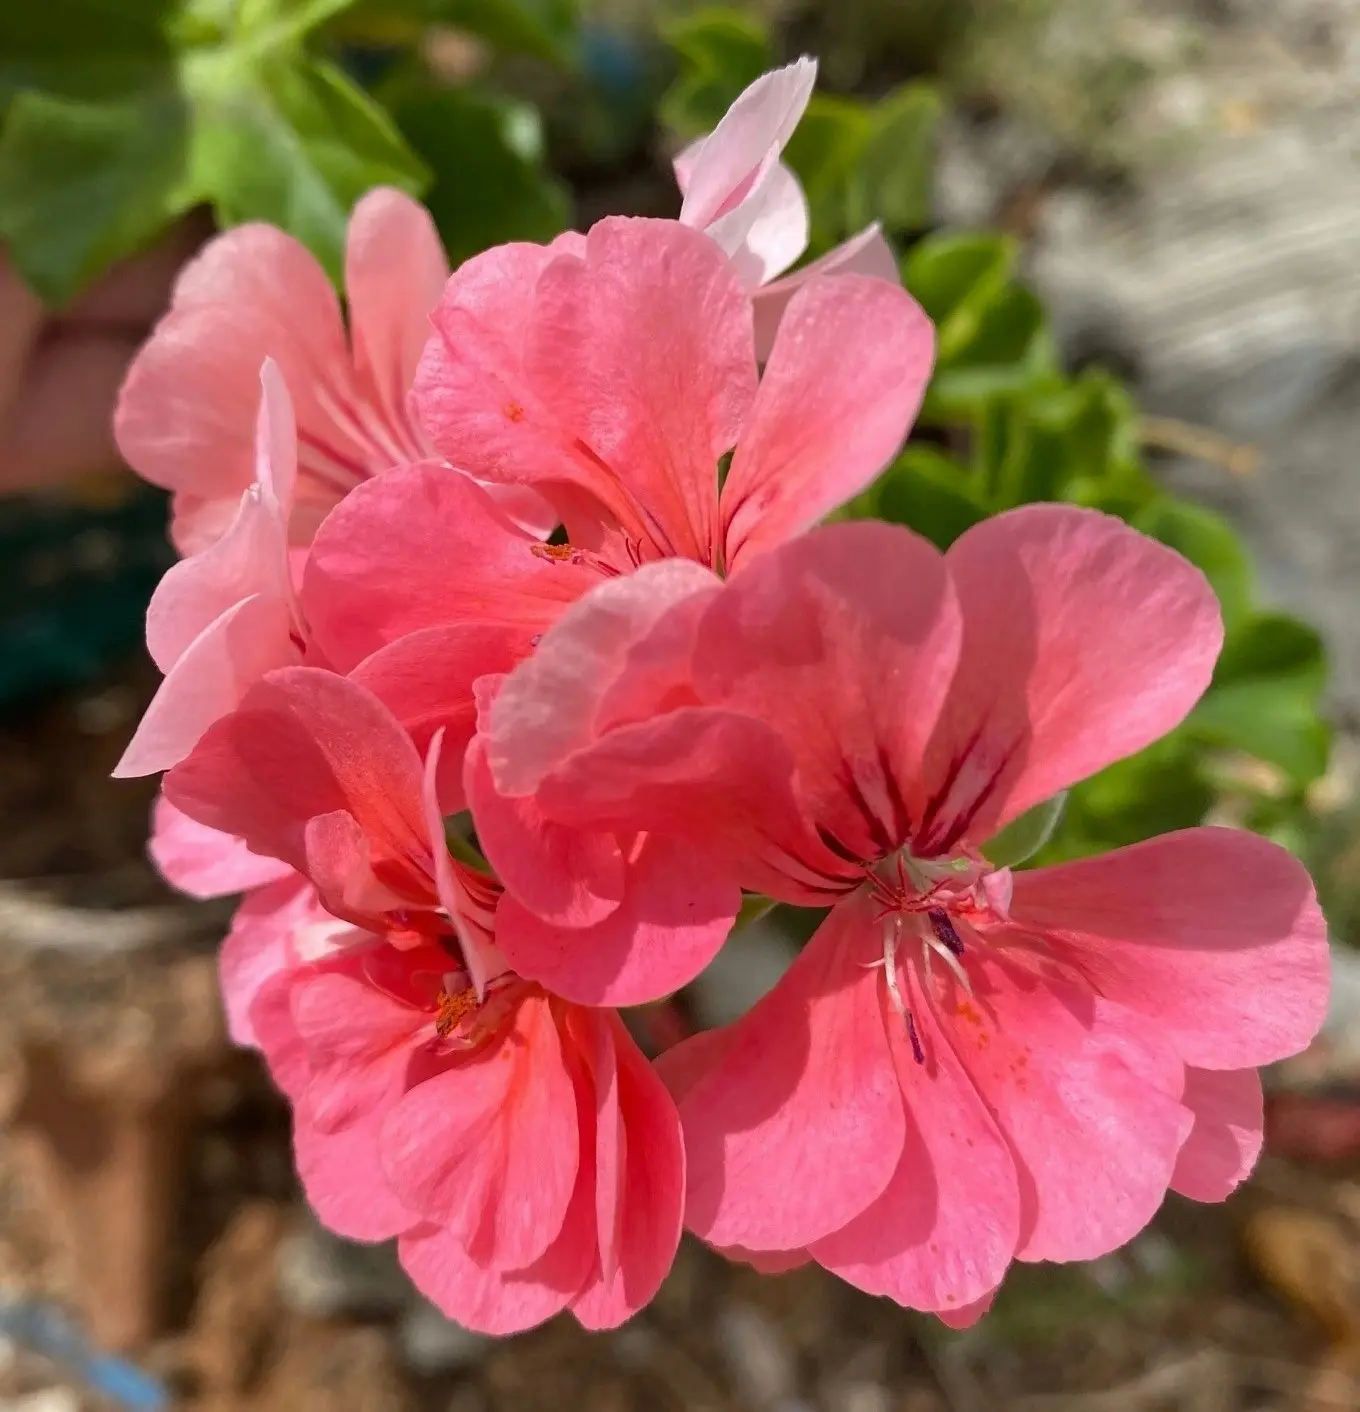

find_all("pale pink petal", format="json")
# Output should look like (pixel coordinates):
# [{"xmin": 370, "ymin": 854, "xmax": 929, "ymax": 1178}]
[
  {"xmin": 942, "ymin": 953, "xmax": 1190, "ymax": 1263},
  {"xmin": 1171, "ymin": 1067, "xmax": 1263, "ymax": 1203},
  {"xmin": 219, "ymin": 875, "xmax": 318, "ymax": 1046},
  {"xmin": 382, "ymin": 995, "xmax": 579, "ymax": 1269},
  {"xmin": 722, "ymin": 276, "xmax": 934, "ymax": 571},
  {"xmin": 494, "ymin": 833, "xmax": 740, "ymax": 1007},
  {"xmin": 918, "ymin": 505, "xmax": 1224, "ymax": 852},
  {"xmin": 752, "ymin": 224, "xmax": 899, "ymax": 360},
  {"xmin": 723, "ymin": 162, "xmax": 809, "ymax": 288},
  {"xmin": 115, "ymin": 225, "xmax": 349, "ymax": 548},
  {"xmin": 679, "ymin": 58, "xmax": 816, "ymax": 233},
  {"xmin": 1009, "ymin": 828, "xmax": 1329, "ymax": 1070},
  {"xmin": 659, "ymin": 896, "xmax": 905, "ymax": 1250},
  {"xmin": 162, "ymin": 668, "xmax": 429, "ymax": 881},
  {"xmin": 571, "ymin": 1012, "xmax": 686, "ymax": 1329},
  {"xmin": 150, "ymin": 794, "xmax": 291, "ymax": 898},
  {"xmin": 672, "ymin": 136, "xmax": 704, "ymax": 193},
  {"xmin": 811, "ymin": 965, "xmax": 1019, "ymax": 1314},
  {"xmin": 302, "ymin": 461, "xmax": 594, "ymax": 672},
  {"xmin": 522, "ymin": 217, "xmax": 758, "ymax": 561},
  {"xmin": 115, "ymin": 593, "xmax": 301, "ymax": 778},
  {"xmin": 346, "ymin": 187, "xmax": 448, "ymax": 426},
  {"xmin": 295, "ymin": 1107, "xmax": 420, "ymax": 1243},
  {"xmin": 466, "ymin": 737, "xmax": 626, "ymax": 927},
  {"xmin": 691, "ymin": 521, "xmax": 960, "ymax": 864},
  {"xmin": 486, "ymin": 558, "xmax": 720, "ymax": 797}
]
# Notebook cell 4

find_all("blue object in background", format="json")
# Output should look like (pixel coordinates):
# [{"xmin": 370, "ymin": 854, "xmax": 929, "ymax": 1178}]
[{"xmin": 0, "ymin": 1300, "xmax": 169, "ymax": 1412}]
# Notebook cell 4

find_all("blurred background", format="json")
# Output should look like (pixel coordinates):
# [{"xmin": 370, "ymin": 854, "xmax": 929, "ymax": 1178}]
[{"xmin": 3, "ymin": 0, "xmax": 1360, "ymax": 1408}]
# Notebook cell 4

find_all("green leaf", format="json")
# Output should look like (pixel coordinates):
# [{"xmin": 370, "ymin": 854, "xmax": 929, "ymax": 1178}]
[
  {"xmin": 783, "ymin": 93, "xmax": 872, "ymax": 249},
  {"xmin": 983, "ymin": 792, "xmax": 1068, "ymax": 869},
  {"xmin": 0, "ymin": 87, "xmax": 190, "ymax": 304},
  {"xmin": 845, "ymin": 82, "xmax": 939, "ymax": 235},
  {"xmin": 870, "ymin": 446, "xmax": 987, "ymax": 549},
  {"xmin": 1189, "ymin": 677, "xmax": 1331, "ymax": 786},
  {"xmin": 185, "ymin": 51, "xmax": 429, "ymax": 279},
  {"xmin": 389, "ymin": 83, "xmax": 569, "ymax": 267},
  {"xmin": 1132, "ymin": 499, "xmax": 1253, "ymax": 634},
  {"xmin": 734, "ymin": 893, "xmax": 776, "ymax": 930},
  {"xmin": 394, "ymin": 0, "xmax": 580, "ymax": 63},
  {"xmin": 0, "ymin": 0, "xmax": 175, "ymax": 103},
  {"xmin": 1215, "ymin": 612, "xmax": 1326, "ymax": 688},
  {"xmin": 903, "ymin": 232, "xmax": 1014, "ymax": 329},
  {"xmin": 659, "ymin": 6, "xmax": 771, "ymax": 138}
]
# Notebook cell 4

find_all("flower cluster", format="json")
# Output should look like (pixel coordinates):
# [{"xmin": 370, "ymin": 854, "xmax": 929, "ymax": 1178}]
[{"xmin": 114, "ymin": 61, "xmax": 1329, "ymax": 1334}]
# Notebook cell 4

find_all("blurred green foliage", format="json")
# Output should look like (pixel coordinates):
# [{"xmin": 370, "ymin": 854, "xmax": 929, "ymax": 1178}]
[
  {"xmin": 0, "ymin": 0, "xmax": 575, "ymax": 301},
  {"xmin": 665, "ymin": 7, "xmax": 1331, "ymax": 866}
]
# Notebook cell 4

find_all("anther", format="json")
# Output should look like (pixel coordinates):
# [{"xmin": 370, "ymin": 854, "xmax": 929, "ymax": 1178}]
[
  {"xmin": 927, "ymin": 908, "xmax": 966, "ymax": 957},
  {"xmin": 906, "ymin": 1012, "xmax": 925, "ymax": 1065}
]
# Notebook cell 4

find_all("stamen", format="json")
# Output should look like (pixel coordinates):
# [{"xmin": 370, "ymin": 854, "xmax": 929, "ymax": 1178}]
[
  {"xmin": 435, "ymin": 985, "xmax": 479, "ymax": 1038},
  {"xmin": 881, "ymin": 917, "xmax": 908, "ymax": 1022},
  {"xmin": 927, "ymin": 908, "xmax": 966, "ymax": 957}
]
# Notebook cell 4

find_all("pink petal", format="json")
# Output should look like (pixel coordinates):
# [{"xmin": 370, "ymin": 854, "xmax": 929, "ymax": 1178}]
[
  {"xmin": 249, "ymin": 971, "xmax": 312, "ymax": 1103},
  {"xmin": 466, "ymin": 736, "xmax": 625, "ymax": 927},
  {"xmin": 302, "ymin": 461, "xmax": 594, "ymax": 673},
  {"xmin": 942, "ymin": 953, "xmax": 1190, "ymax": 1263},
  {"xmin": 918, "ymin": 506, "xmax": 1223, "ymax": 851},
  {"xmin": 295, "ymin": 1107, "xmax": 420, "ymax": 1243},
  {"xmin": 679, "ymin": 58, "xmax": 816, "ymax": 234},
  {"xmin": 1009, "ymin": 828, "xmax": 1329, "ymax": 1069},
  {"xmin": 399, "ymin": 1197, "xmax": 593, "ymax": 1336},
  {"xmin": 150, "ymin": 794, "xmax": 292, "ymax": 898},
  {"xmin": 937, "ymin": 1292, "xmax": 996, "ymax": 1329},
  {"xmin": 291, "ymin": 969, "xmax": 425, "ymax": 1132},
  {"xmin": 811, "ymin": 964, "xmax": 1019, "ymax": 1313},
  {"xmin": 570, "ymin": 1012, "xmax": 686, "ymax": 1329},
  {"xmin": 752, "ymin": 224, "xmax": 900, "ymax": 360},
  {"xmin": 1171, "ymin": 1067, "xmax": 1263, "ymax": 1203},
  {"xmin": 115, "ymin": 593, "xmax": 301, "ymax": 778},
  {"xmin": 522, "ymin": 217, "xmax": 758, "ymax": 561},
  {"xmin": 659, "ymin": 896, "xmax": 905, "ymax": 1250},
  {"xmin": 486, "ymin": 558, "xmax": 720, "ymax": 798},
  {"xmin": 381, "ymin": 995, "xmax": 580, "ymax": 1269},
  {"xmin": 219, "ymin": 875, "xmax": 319, "ymax": 1046},
  {"xmin": 722, "ymin": 276, "xmax": 934, "ymax": 570},
  {"xmin": 494, "ymin": 833, "xmax": 740, "ymax": 1007},
  {"xmin": 346, "ymin": 187, "xmax": 448, "ymax": 427},
  {"xmin": 413, "ymin": 241, "xmax": 582, "ymax": 492},
  {"xmin": 691, "ymin": 521, "xmax": 961, "ymax": 865},
  {"xmin": 163, "ymin": 667, "xmax": 429, "ymax": 882},
  {"xmin": 350, "ymin": 624, "xmax": 533, "ymax": 810},
  {"xmin": 114, "ymin": 224, "xmax": 349, "ymax": 550}
]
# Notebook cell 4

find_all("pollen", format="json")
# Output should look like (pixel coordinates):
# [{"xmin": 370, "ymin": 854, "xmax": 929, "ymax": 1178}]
[
  {"xmin": 435, "ymin": 987, "xmax": 479, "ymax": 1038},
  {"xmin": 531, "ymin": 541, "xmax": 578, "ymax": 563}
]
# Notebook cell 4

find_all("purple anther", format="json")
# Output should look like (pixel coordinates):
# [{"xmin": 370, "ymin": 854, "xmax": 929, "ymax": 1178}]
[
  {"xmin": 906, "ymin": 1012, "xmax": 925, "ymax": 1065},
  {"xmin": 928, "ymin": 908, "xmax": 966, "ymax": 957}
]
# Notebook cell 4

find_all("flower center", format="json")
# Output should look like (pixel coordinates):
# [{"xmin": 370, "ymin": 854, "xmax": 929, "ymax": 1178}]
[{"xmin": 864, "ymin": 850, "xmax": 1007, "ymax": 1065}]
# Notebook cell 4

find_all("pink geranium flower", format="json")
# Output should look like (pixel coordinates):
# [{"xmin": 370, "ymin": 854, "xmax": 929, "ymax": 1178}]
[
  {"xmin": 162, "ymin": 654, "xmax": 686, "ymax": 1332},
  {"xmin": 412, "ymin": 215, "xmax": 931, "ymax": 576},
  {"xmin": 115, "ymin": 187, "xmax": 546, "ymax": 555},
  {"xmin": 480, "ymin": 506, "xmax": 1329, "ymax": 1320},
  {"xmin": 674, "ymin": 57, "xmax": 901, "ymax": 357}
]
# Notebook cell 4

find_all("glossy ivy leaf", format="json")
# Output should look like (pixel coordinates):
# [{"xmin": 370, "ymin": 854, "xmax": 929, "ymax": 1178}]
[
  {"xmin": 389, "ymin": 83, "xmax": 568, "ymax": 267},
  {"xmin": 0, "ymin": 87, "xmax": 190, "ymax": 304},
  {"xmin": 1214, "ymin": 611, "xmax": 1326, "ymax": 688},
  {"xmin": 845, "ymin": 82, "xmax": 939, "ymax": 236},
  {"xmin": 904, "ymin": 231, "xmax": 1014, "ymax": 331},
  {"xmin": 983, "ymin": 792, "xmax": 1068, "ymax": 869},
  {"xmin": 659, "ymin": 6, "xmax": 772, "ymax": 138},
  {"xmin": 0, "ymin": 0, "xmax": 175, "ymax": 103},
  {"xmin": 1132, "ymin": 499, "xmax": 1253, "ymax": 635},
  {"xmin": 870, "ymin": 446, "xmax": 987, "ymax": 550},
  {"xmin": 783, "ymin": 94, "xmax": 871, "ymax": 250},
  {"xmin": 184, "ymin": 51, "xmax": 428, "ymax": 280}
]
